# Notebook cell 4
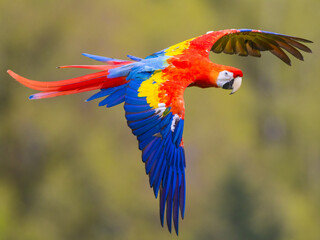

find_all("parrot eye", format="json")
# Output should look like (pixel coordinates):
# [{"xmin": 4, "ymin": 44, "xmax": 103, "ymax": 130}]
[{"xmin": 216, "ymin": 70, "xmax": 234, "ymax": 88}]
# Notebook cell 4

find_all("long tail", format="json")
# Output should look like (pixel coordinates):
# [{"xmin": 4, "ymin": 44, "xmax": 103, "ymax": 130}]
[{"xmin": 7, "ymin": 53, "xmax": 136, "ymax": 100}]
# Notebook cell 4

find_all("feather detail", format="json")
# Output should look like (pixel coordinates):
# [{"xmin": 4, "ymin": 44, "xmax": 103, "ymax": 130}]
[
  {"xmin": 201, "ymin": 29, "xmax": 312, "ymax": 65},
  {"xmin": 8, "ymin": 62, "xmax": 128, "ymax": 100},
  {"xmin": 82, "ymin": 53, "xmax": 133, "ymax": 64},
  {"xmin": 57, "ymin": 65, "xmax": 116, "ymax": 70}
]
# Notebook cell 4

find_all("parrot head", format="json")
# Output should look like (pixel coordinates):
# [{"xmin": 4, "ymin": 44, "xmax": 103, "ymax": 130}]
[{"xmin": 210, "ymin": 65, "xmax": 243, "ymax": 94}]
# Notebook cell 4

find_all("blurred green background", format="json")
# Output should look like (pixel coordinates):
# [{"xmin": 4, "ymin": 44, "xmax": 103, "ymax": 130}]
[{"xmin": 1, "ymin": 0, "xmax": 319, "ymax": 239}]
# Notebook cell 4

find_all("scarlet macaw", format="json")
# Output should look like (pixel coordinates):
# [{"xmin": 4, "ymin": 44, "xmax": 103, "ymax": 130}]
[{"xmin": 8, "ymin": 29, "xmax": 312, "ymax": 235}]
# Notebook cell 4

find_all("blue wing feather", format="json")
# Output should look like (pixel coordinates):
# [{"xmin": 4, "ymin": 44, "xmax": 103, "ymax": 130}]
[
  {"xmin": 148, "ymin": 148, "xmax": 164, "ymax": 184},
  {"xmin": 125, "ymin": 95, "xmax": 147, "ymax": 105},
  {"xmin": 142, "ymin": 138, "xmax": 161, "ymax": 163},
  {"xmin": 125, "ymin": 109, "xmax": 156, "ymax": 121},
  {"xmin": 86, "ymin": 88, "xmax": 116, "ymax": 102},
  {"xmin": 124, "ymin": 69, "xmax": 186, "ymax": 235},
  {"xmin": 82, "ymin": 53, "xmax": 129, "ymax": 63},
  {"xmin": 173, "ymin": 179, "xmax": 180, "ymax": 234},
  {"xmin": 124, "ymin": 103, "xmax": 151, "ymax": 112},
  {"xmin": 149, "ymin": 149, "xmax": 165, "ymax": 186},
  {"xmin": 128, "ymin": 79, "xmax": 141, "ymax": 90},
  {"xmin": 128, "ymin": 115, "xmax": 160, "ymax": 130},
  {"xmin": 166, "ymin": 178, "xmax": 173, "ymax": 232},
  {"xmin": 239, "ymin": 29, "xmax": 300, "ymax": 39},
  {"xmin": 160, "ymin": 187, "xmax": 166, "ymax": 226},
  {"xmin": 86, "ymin": 84, "xmax": 128, "ymax": 108},
  {"xmin": 137, "ymin": 125, "xmax": 161, "ymax": 142},
  {"xmin": 127, "ymin": 54, "xmax": 143, "ymax": 61},
  {"xmin": 154, "ymin": 159, "xmax": 166, "ymax": 198},
  {"xmin": 98, "ymin": 87, "xmax": 126, "ymax": 107}
]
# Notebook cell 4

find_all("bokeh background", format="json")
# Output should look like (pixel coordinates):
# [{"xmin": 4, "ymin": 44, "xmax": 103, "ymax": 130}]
[{"xmin": 1, "ymin": 0, "xmax": 319, "ymax": 239}]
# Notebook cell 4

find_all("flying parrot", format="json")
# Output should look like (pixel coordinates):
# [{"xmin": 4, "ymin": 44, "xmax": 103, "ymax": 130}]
[{"xmin": 7, "ymin": 29, "xmax": 312, "ymax": 235}]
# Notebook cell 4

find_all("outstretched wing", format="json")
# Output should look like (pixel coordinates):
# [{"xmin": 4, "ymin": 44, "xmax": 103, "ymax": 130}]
[
  {"xmin": 190, "ymin": 29, "xmax": 312, "ymax": 65},
  {"xmin": 124, "ymin": 68, "xmax": 187, "ymax": 235}
]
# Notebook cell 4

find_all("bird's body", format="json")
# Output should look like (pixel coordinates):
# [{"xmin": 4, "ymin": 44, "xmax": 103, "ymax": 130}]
[{"xmin": 8, "ymin": 29, "xmax": 312, "ymax": 235}]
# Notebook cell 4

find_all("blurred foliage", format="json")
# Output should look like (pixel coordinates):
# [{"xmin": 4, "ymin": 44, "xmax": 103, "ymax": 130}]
[{"xmin": 1, "ymin": 0, "xmax": 319, "ymax": 239}]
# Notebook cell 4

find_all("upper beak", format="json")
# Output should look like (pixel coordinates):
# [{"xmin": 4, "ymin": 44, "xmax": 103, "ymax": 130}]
[{"xmin": 230, "ymin": 77, "xmax": 242, "ymax": 95}]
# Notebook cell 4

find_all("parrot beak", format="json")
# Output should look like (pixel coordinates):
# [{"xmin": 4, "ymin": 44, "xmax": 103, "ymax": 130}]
[
  {"xmin": 230, "ymin": 77, "xmax": 242, "ymax": 95},
  {"xmin": 222, "ymin": 76, "xmax": 242, "ymax": 94}
]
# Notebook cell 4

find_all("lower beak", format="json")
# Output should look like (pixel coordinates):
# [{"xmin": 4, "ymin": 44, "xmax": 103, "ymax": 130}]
[{"xmin": 230, "ymin": 77, "xmax": 242, "ymax": 95}]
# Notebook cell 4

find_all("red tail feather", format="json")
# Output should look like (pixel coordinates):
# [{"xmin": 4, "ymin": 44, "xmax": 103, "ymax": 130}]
[{"xmin": 7, "ymin": 65, "xmax": 128, "ymax": 99}]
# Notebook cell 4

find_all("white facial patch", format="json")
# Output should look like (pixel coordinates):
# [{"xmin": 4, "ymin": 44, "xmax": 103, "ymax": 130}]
[{"xmin": 216, "ymin": 70, "xmax": 234, "ymax": 88}]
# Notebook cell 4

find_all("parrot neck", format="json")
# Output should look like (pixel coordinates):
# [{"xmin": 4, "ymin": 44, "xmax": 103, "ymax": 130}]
[
  {"xmin": 192, "ymin": 62, "xmax": 243, "ymax": 88},
  {"xmin": 167, "ymin": 54, "xmax": 242, "ymax": 89},
  {"xmin": 189, "ymin": 62, "xmax": 224, "ymax": 88}
]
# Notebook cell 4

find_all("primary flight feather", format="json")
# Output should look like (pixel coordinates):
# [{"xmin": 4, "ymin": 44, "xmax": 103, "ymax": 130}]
[{"xmin": 7, "ymin": 29, "xmax": 312, "ymax": 235}]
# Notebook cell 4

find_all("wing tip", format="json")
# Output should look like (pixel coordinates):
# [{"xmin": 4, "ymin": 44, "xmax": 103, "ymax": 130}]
[
  {"xmin": 174, "ymin": 226, "xmax": 179, "ymax": 235},
  {"xmin": 291, "ymin": 37, "xmax": 313, "ymax": 44}
]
